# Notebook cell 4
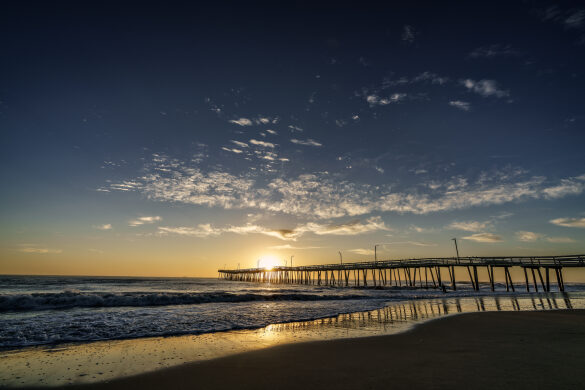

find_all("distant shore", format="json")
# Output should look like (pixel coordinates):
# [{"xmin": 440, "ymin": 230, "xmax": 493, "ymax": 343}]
[{"xmin": 52, "ymin": 310, "xmax": 585, "ymax": 390}]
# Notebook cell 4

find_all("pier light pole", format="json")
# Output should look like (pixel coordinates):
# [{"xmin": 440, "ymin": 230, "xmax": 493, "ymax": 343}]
[
  {"xmin": 290, "ymin": 255, "xmax": 294, "ymax": 268},
  {"xmin": 452, "ymin": 238, "xmax": 460, "ymax": 264},
  {"xmin": 339, "ymin": 251, "xmax": 343, "ymax": 265},
  {"xmin": 374, "ymin": 244, "xmax": 380, "ymax": 264}
]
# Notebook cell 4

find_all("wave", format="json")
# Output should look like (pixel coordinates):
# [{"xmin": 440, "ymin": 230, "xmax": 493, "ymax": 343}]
[{"xmin": 0, "ymin": 291, "xmax": 378, "ymax": 312}]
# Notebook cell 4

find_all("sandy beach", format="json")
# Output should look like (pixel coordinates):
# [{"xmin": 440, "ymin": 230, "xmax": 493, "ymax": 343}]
[{"xmin": 43, "ymin": 310, "xmax": 585, "ymax": 390}]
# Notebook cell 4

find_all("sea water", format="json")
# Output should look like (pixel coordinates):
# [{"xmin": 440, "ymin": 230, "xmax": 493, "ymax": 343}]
[
  {"xmin": 1, "ymin": 275, "xmax": 584, "ymax": 348},
  {"xmin": 2, "ymin": 275, "xmax": 585, "ymax": 387}
]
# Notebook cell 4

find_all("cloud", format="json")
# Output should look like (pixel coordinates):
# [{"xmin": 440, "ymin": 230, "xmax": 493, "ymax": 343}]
[
  {"xmin": 410, "ymin": 225, "xmax": 427, "ymax": 233},
  {"xmin": 158, "ymin": 224, "xmax": 301, "ymax": 241},
  {"xmin": 158, "ymin": 217, "xmax": 388, "ymax": 242},
  {"xmin": 449, "ymin": 100, "xmax": 471, "ymax": 111},
  {"xmin": 448, "ymin": 220, "xmax": 489, "ymax": 232},
  {"xmin": 461, "ymin": 79, "xmax": 509, "ymax": 98},
  {"xmin": 249, "ymin": 139, "xmax": 275, "ymax": 148},
  {"xmin": 565, "ymin": 9, "xmax": 585, "ymax": 29},
  {"xmin": 348, "ymin": 248, "xmax": 375, "ymax": 255},
  {"xmin": 541, "ymin": 6, "xmax": 585, "ymax": 29},
  {"xmin": 515, "ymin": 231, "xmax": 543, "ymax": 242},
  {"xmin": 411, "ymin": 71, "xmax": 448, "ymax": 85},
  {"xmin": 230, "ymin": 140, "xmax": 249, "ymax": 148},
  {"xmin": 266, "ymin": 129, "xmax": 278, "ymax": 135},
  {"xmin": 288, "ymin": 125, "xmax": 303, "ymax": 132},
  {"xmin": 542, "ymin": 177, "xmax": 585, "ymax": 199},
  {"xmin": 382, "ymin": 72, "xmax": 448, "ymax": 88},
  {"xmin": 267, "ymin": 244, "xmax": 324, "ymax": 250},
  {"xmin": 129, "ymin": 216, "xmax": 162, "ymax": 227},
  {"xmin": 401, "ymin": 25, "xmax": 416, "ymax": 44},
  {"xmin": 462, "ymin": 233, "xmax": 503, "ymax": 242},
  {"xmin": 108, "ymin": 155, "xmax": 585, "ymax": 220},
  {"xmin": 229, "ymin": 118, "xmax": 253, "ymax": 126},
  {"xmin": 469, "ymin": 44, "xmax": 519, "ymax": 58},
  {"xmin": 546, "ymin": 237, "xmax": 576, "ymax": 243},
  {"xmin": 290, "ymin": 138, "xmax": 323, "ymax": 147},
  {"xmin": 366, "ymin": 93, "xmax": 407, "ymax": 106},
  {"xmin": 256, "ymin": 117, "xmax": 273, "ymax": 124},
  {"xmin": 222, "ymin": 147, "xmax": 244, "ymax": 154},
  {"xmin": 94, "ymin": 224, "xmax": 112, "ymax": 230},
  {"xmin": 384, "ymin": 241, "xmax": 437, "ymax": 247},
  {"xmin": 298, "ymin": 217, "xmax": 389, "ymax": 236},
  {"xmin": 19, "ymin": 247, "xmax": 62, "ymax": 254},
  {"xmin": 158, "ymin": 225, "xmax": 220, "ymax": 238},
  {"xmin": 514, "ymin": 231, "xmax": 575, "ymax": 244},
  {"xmin": 550, "ymin": 217, "xmax": 585, "ymax": 228}
]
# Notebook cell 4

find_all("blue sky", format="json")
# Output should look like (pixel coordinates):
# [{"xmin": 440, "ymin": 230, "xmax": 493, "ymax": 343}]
[{"xmin": 1, "ymin": 2, "xmax": 584, "ymax": 276}]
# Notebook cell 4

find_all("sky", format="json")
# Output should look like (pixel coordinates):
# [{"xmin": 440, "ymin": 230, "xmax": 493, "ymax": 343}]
[{"xmin": 1, "ymin": 1, "xmax": 585, "ymax": 277}]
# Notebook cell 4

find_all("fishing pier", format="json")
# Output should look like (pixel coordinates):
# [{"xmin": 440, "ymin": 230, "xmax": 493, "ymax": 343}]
[{"xmin": 219, "ymin": 255, "xmax": 585, "ymax": 293}]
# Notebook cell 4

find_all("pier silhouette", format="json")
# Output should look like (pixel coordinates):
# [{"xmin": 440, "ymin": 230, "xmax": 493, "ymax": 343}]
[{"xmin": 219, "ymin": 255, "xmax": 585, "ymax": 292}]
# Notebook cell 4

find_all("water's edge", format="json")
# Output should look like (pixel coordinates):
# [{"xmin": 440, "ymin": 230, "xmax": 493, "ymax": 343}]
[{"xmin": 0, "ymin": 292, "xmax": 582, "ymax": 388}]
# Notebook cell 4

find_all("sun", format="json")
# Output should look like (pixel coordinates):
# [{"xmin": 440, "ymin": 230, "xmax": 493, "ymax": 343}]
[{"xmin": 258, "ymin": 255, "xmax": 282, "ymax": 270}]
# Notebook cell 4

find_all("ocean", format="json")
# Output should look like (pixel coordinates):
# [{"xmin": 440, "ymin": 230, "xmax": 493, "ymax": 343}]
[{"xmin": 2, "ymin": 275, "xmax": 585, "ymax": 349}]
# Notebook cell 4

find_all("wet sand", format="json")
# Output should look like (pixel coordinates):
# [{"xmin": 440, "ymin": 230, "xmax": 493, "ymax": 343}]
[{"xmin": 58, "ymin": 310, "xmax": 585, "ymax": 390}]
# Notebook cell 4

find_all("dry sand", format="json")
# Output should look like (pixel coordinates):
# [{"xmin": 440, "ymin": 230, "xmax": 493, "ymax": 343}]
[{"xmin": 47, "ymin": 310, "xmax": 585, "ymax": 390}]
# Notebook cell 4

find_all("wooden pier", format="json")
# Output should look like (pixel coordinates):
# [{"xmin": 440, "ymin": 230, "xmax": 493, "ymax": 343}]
[{"xmin": 219, "ymin": 255, "xmax": 585, "ymax": 292}]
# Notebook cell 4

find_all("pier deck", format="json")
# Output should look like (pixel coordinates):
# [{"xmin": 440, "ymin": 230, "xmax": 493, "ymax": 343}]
[{"xmin": 219, "ymin": 255, "xmax": 585, "ymax": 292}]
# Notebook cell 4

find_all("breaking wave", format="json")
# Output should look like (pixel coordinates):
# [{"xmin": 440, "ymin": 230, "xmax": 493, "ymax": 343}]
[{"xmin": 0, "ymin": 291, "xmax": 375, "ymax": 312}]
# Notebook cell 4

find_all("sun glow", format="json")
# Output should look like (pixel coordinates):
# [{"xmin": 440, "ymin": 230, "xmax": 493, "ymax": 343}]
[{"xmin": 258, "ymin": 255, "xmax": 282, "ymax": 270}]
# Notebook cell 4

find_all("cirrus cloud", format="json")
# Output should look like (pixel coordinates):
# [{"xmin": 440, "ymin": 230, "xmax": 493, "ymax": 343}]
[
  {"xmin": 550, "ymin": 217, "xmax": 585, "ymax": 228},
  {"xmin": 462, "ymin": 233, "xmax": 503, "ymax": 242}
]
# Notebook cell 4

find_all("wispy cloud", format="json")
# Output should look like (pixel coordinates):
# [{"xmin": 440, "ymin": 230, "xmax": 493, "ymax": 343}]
[
  {"xmin": 449, "ymin": 100, "xmax": 471, "ymax": 111},
  {"xmin": 249, "ymin": 139, "xmax": 275, "ymax": 148},
  {"xmin": 94, "ymin": 224, "xmax": 112, "ymax": 230},
  {"xmin": 107, "ymin": 155, "xmax": 585, "ymax": 220},
  {"xmin": 267, "ymin": 244, "xmax": 324, "ymax": 250},
  {"xmin": 542, "ymin": 177, "xmax": 585, "ymax": 199},
  {"xmin": 469, "ymin": 44, "xmax": 519, "ymax": 59},
  {"xmin": 461, "ymin": 79, "xmax": 509, "ymax": 98},
  {"xmin": 382, "ymin": 72, "xmax": 448, "ymax": 87},
  {"xmin": 565, "ymin": 9, "xmax": 585, "ymax": 29},
  {"xmin": 401, "ymin": 25, "xmax": 417, "ymax": 44},
  {"xmin": 541, "ymin": 6, "xmax": 585, "ymax": 29},
  {"xmin": 515, "ymin": 231, "xmax": 543, "ymax": 242},
  {"xmin": 290, "ymin": 138, "xmax": 322, "ymax": 147},
  {"xmin": 411, "ymin": 71, "xmax": 448, "ymax": 85},
  {"xmin": 129, "ymin": 216, "xmax": 162, "ymax": 227},
  {"xmin": 288, "ymin": 125, "xmax": 303, "ymax": 132},
  {"xmin": 230, "ymin": 140, "xmax": 248, "ymax": 148},
  {"xmin": 546, "ymin": 237, "xmax": 576, "ymax": 243},
  {"xmin": 462, "ymin": 233, "xmax": 503, "ymax": 243},
  {"xmin": 448, "ymin": 220, "xmax": 490, "ymax": 232},
  {"xmin": 159, "ymin": 224, "xmax": 300, "ymax": 240},
  {"xmin": 299, "ymin": 217, "xmax": 389, "ymax": 236},
  {"xmin": 158, "ymin": 217, "xmax": 388, "ymax": 241},
  {"xmin": 550, "ymin": 217, "xmax": 585, "ymax": 228},
  {"xmin": 348, "ymin": 248, "xmax": 375, "ymax": 255},
  {"xmin": 515, "ymin": 231, "xmax": 575, "ymax": 244},
  {"xmin": 384, "ymin": 241, "xmax": 437, "ymax": 247},
  {"xmin": 19, "ymin": 247, "xmax": 62, "ymax": 254},
  {"xmin": 229, "ymin": 118, "xmax": 253, "ymax": 126},
  {"xmin": 366, "ymin": 93, "xmax": 407, "ymax": 106},
  {"xmin": 222, "ymin": 147, "xmax": 244, "ymax": 154}
]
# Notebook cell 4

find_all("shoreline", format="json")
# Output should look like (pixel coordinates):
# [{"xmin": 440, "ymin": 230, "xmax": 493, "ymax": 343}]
[
  {"xmin": 37, "ymin": 309, "xmax": 585, "ymax": 389},
  {"xmin": 1, "ymin": 294, "xmax": 583, "ymax": 388}
]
